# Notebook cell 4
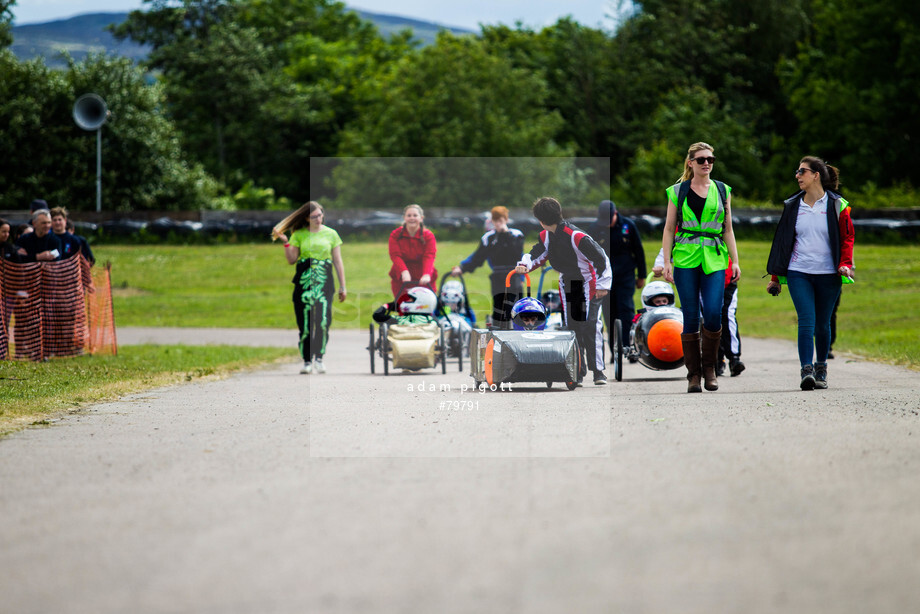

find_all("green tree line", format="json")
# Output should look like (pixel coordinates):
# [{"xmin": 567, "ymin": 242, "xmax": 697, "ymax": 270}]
[{"xmin": 1, "ymin": 0, "xmax": 918, "ymax": 212}]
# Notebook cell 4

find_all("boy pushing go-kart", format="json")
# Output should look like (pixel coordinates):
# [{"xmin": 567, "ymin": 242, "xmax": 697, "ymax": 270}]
[{"xmin": 515, "ymin": 197, "xmax": 612, "ymax": 386}]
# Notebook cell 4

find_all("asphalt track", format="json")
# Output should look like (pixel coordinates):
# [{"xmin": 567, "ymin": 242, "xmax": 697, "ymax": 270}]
[{"xmin": 1, "ymin": 328, "xmax": 919, "ymax": 613}]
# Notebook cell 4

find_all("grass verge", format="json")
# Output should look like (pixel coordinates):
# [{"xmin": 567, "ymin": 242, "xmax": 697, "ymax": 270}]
[
  {"xmin": 98, "ymin": 241, "xmax": 920, "ymax": 369},
  {"xmin": 0, "ymin": 345, "xmax": 293, "ymax": 438}
]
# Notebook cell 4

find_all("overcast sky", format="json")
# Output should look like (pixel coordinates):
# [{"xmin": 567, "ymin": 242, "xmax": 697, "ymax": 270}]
[{"xmin": 12, "ymin": 0, "xmax": 619, "ymax": 30}]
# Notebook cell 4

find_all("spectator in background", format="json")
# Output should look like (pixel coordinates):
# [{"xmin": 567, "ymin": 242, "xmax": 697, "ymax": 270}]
[
  {"xmin": 16, "ymin": 210, "xmax": 61, "ymax": 262},
  {"xmin": 388, "ymin": 204, "xmax": 437, "ymax": 299},
  {"xmin": 50, "ymin": 207, "xmax": 82, "ymax": 261},
  {"xmin": 451, "ymin": 206, "xmax": 524, "ymax": 326},
  {"xmin": 587, "ymin": 199, "xmax": 647, "ymax": 360},
  {"xmin": 717, "ymin": 259, "xmax": 745, "ymax": 377},
  {"xmin": 66, "ymin": 219, "xmax": 96, "ymax": 266},
  {"xmin": 30, "ymin": 199, "xmax": 49, "ymax": 214},
  {"xmin": 13, "ymin": 223, "xmax": 32, "ymax": 242},
  {"xmin": 1, "ymin": 218, "xmax": 26, "ymax": 262}
]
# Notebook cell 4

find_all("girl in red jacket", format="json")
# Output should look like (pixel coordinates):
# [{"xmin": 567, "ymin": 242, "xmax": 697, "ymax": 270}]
[{"xmin": 388, "ymin": 204, "xmax": 437, "ymax": 298}]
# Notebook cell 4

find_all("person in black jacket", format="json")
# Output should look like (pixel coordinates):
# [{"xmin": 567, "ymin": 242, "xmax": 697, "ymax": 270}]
[
  {"xmin": 515, "ymin": 197, "xmax": 612, "ymax": 385},
  {"xmin": 16, "ymin": 210, "xmax": 61, "ymax": 262},
  {"xmin": 451, "ymin": 206, "xmax": 525, "ymax": 326},
  {"xmin": 765, "ymin": 156, "xmax": 855, "ymax": 390},
  {"xmin": 66, "ymin": 219, "xmax": 96, "ymax": 266},
  {"xmin": 587, "ymin": 199, "xmax": 646, "ymax": 360},
  {"xmin": 50, "ymin": 207, "xmax": 83, "ymax": 261},
  {"xmin": 1, "ymin": 218, "xmax": 26, "ymax": 263}
]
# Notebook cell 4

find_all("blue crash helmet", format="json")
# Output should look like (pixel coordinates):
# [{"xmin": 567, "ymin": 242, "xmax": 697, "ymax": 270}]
[{"xmin": 510, "ymin": 297, "xmax": 547, "ymax": 331}]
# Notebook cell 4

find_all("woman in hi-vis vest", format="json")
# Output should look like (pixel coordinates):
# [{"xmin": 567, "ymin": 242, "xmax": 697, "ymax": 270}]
[{"xmin": 662, "ymin": 142, "xmax": 742, "ymax": 393}]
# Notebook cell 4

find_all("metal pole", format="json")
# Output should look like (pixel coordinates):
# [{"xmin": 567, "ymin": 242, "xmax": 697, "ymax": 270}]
[{"xmin": 96, "ymin": 127, "xmax": 102, "ymax": 213}]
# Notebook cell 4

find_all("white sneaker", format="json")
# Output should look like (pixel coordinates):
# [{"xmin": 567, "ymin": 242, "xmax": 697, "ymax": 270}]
[
  {"xmin": 300, "ymin": 362, "xmax": 312, "ymax": 374},
  {"xmin": 313, "ymin": 359, "xmax": 326, "ymax": 374}
]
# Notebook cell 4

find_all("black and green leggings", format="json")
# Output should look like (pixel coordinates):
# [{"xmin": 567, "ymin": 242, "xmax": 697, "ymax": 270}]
[{"xmin": 293, "ymin": 259, "xmax": 334, "ymax": 362}]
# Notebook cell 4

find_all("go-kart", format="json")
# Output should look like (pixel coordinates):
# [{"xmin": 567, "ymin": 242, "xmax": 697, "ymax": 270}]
[
  {"xmin": 368, "ymin": 282, "xmax": 452, "ymax": 375},
  {"xmin": 611, "ymin": 277, "xmax": 684, "ymax": 382},
  {"xmin": 468, "ymin": 271, "xmax": 580, "ymax": 391}
]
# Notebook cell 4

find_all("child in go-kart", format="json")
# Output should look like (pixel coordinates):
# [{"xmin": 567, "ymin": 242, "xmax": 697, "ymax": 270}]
[
  {"xmin": 510, "ymin": 297, "xmax": 548, "ymax": 331},
  {"xmin": 373, "ymin": 286, "xmax": 439, "ymax": 325},
  {"xmin": 627, "ymin": 281, "xmax": 676, "ymax": 362},
  {"xmin": 438, "ymin": 278, "xmax": 475, "ymax": 357},
  {"xmin": 439, "ymin": 279, "xmax": 475, "ymax": 325}
]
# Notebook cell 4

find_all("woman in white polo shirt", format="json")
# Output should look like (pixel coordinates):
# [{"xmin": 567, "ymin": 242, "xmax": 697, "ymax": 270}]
[{"xmin": 766, "ymin": 156, "xmax": 855, "ymax": 391}]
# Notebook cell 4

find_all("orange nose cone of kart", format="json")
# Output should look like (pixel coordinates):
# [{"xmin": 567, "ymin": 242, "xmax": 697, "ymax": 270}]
[{"xmin": 647, "ymin": 319, "xmax": 684, "ymax": 362}]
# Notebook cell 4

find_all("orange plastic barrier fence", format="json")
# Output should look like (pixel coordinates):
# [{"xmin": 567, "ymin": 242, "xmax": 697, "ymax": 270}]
[{"xmin": 0, "ymin": 257, "xmax": 116, "ymax": 361}]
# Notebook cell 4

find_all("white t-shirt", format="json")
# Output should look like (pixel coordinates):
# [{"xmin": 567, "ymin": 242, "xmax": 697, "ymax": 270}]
[{"xmin": 789, "ymin": 192, "xmax": 836, "ymax": 274}]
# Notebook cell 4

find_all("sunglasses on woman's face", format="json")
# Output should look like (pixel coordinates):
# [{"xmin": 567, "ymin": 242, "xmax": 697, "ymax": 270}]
[
  {"xmin": 309, "ymin": 213, "xmax": 323, "ymax": 219},
  {"xmin": 693, "ymin": 156, "xmax": 715, "ymax": 165},
  {"xmin": 795, "ymin": 168, "xmax": 815, "ymax": 176}
]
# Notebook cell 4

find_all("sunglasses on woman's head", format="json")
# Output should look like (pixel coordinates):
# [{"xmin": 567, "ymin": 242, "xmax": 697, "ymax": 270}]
[
  {"xmin": 795, "ymin": 168, "xmax": 816, "ymax": 176},
  {"xmin": 693, "ymin": 156, "xmax": 715, "ymax": 165}
]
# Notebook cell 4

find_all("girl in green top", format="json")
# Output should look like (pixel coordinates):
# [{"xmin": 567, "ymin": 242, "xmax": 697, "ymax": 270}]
[{"xmin": 272, "ymin": 201, "xmax": 346, "ymax": 374}]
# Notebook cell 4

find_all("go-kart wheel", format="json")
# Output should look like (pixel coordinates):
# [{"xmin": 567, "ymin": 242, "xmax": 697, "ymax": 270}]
[
  {"xmin": 440, "ymin": 326, "xmax": 447, "ymax": 374},
  {"xmin": 614, "ymin": 319, "xmax": 624, "ymax": 382},
  {"xmin": 369, "ymin": 324, "xmax": 375, "ymax": 374},
  {"xmin": 565, "ymin": 381, "xmax": 578, "ymax": 391},
  {"xmin": 382, "ymin": 324, "xmax": 390, "ymax": 376}
]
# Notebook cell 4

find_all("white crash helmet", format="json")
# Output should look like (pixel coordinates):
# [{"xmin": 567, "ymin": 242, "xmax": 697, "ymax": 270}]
[
  {"xmin": 540, "ymin": 289, "xmax": 561, "ymax": 312},
  {"xmin": 397, "ymin": 286, "xmax": 438, "ymax": 314},
  {"xmin": 641, "ymin": 281, "xmax": 675, "ymax": 307},
  {"xmin": 439, "ymin": 279, "xmax": 465, "ymax": 310}
]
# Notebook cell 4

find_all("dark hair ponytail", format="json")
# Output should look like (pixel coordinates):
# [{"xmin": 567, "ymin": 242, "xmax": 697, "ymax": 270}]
[{"xmin": 801, "ymin": 156, "xmax": 840, "ymax": 192}]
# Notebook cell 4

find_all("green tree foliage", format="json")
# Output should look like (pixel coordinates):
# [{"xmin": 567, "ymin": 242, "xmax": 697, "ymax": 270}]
[
  {"xmin": 113, "ymin": 0, "xmax": 412, "ymax": 202},
  {"xmin": 779, "ymin": 0, "xmax": 920, "ymax": 189},
  {"xmin": 113, "ymin": 2, "xmax": 285, "ymax": 189},
  {"xmin": 480, "ymin": 20, "xmax": 618, "ymax": 188},
  {"xmin": 0, "ymin": 0, "xmax": 14, "ymax": 49},
  {"xmin": 338, "ymin": 33, "xmax": 564, "ymax": 157},
  {"xmin": 321, "ymin": 157, "xmax": 597, "ymax": 211},
  {"xmin": 328, "ymin": 33, "xmax": 576, "ymax": 208},
  {"xmin": 0, "ymin": 51, "xmax": 216, "ymax": 211},
  {"xmin": 613, "ymin": 86, "xmax": 763, "ymax": 207},
  {"xmin": 601, "ymin": 0, "xmax": 815, "ymax": 202},
  {"xmin": 6, "ymin": 0, "xmax": 917, "ymax": 214},
  {"xmin": 482, "ymin": 19, "xmax": 616, "ymax": 159}
]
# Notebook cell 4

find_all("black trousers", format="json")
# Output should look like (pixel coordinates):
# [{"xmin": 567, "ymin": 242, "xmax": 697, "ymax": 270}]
[
  {"xmin": 718, "ymin": 281, "xmax": 742, "ymax": 362},
  {"xmin": 490, "ymin": 272, "xmax": 523, "ymax": 324},
  {"xmin": 560, "ymin": 276, "xmax": 606, "ymax": 376},
  {"xmin": 293, "ymin": 261, "xmax": 334, "ymax": 362}
]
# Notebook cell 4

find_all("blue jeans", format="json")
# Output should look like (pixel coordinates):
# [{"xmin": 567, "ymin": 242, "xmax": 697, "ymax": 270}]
[
  {"xmin": 786, "ymin": 271, "xmax": 842, "ymax": 366},
  {"xmin": 673, "ymin": 266, "xmax": 724, "ymax": 334}
]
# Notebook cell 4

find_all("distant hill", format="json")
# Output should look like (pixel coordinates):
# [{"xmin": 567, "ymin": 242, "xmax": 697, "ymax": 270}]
[
  {"xmin": 10, "ymin": 8, "xmax": 474, "ymax": 67},
  {"xmin": 11, "ymin": 13, "xmax": 148, "ymax": 66}
]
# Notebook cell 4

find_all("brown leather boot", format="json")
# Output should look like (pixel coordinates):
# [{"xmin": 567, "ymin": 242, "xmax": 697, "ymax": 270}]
[
  {"xmin": 701, "ymin": 327, "xmax": 722, "ymax": 391},
  {"xmin": 681, "ymin": 332, "xmax": 702, "ymax": 393}
]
